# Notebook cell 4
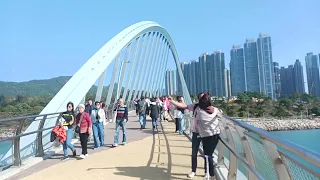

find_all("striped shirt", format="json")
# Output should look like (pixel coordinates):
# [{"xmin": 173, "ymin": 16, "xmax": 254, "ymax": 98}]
[{"xmin": 116, "ymin": 105, "xmax": 128, "ymax": 120}]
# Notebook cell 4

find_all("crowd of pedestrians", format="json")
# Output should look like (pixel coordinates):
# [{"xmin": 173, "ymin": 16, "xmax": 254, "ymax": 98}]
[
  {"xmin": 56, "ymin": 93, "xmax": 221, "ymax": 180},
  {"xmin": 57, "ymin": 95, "xmax": 171, "ymax": 160}
]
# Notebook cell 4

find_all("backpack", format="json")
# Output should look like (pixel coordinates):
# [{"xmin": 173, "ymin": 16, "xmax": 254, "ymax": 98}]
[{"xmin": 138, "ymin": 100, "xmax": 146, "ymax": 113}]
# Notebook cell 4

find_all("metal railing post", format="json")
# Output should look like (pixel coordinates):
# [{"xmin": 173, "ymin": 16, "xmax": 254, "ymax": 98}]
[
  {"xmin": 36, "ymin": 115, "xmax": 48, "ymax": 157},
  {"xmin": 13, "ymin": 119, "xmax": 26, "ymax": 166},
  {"xmin": 262, "ymin": 139, "xmax": 291, "ymax": 179},
  {"xmin": 221, "ymin": 119, "xmax": 237, "ymax": 180}
]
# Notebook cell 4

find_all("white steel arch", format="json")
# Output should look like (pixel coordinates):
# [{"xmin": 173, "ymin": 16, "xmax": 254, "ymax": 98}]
[{"xmin": 1, "ymin": 21, "xmax": 191, "ymax": 163}]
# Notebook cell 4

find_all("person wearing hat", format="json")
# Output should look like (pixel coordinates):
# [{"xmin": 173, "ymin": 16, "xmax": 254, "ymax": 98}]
[{"xmin": 75, "ymin": 104, "xmax": 92, "ymax": 159}]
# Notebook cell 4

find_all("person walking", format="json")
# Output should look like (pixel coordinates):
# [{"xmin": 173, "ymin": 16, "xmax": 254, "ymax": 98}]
[
  {"xmin": 91, "ymin": 101, "xmax": 106, "ymax": 149},
  {"xmin": 173, "ymin": 96, "xmax": 185, "ymax": 135},
  {"xmin": 149, "ymin": 98, "xmax": 160, "ymax": 132},
  {"xmin": 196, "ymin": 93, "xmax": 221, "ymax": 180},
  {"xmin": 85, "ymin": 99, "xmax": 93, "ymax": 115},
  {"xmin": 138, "ymin": 96, "xmax": 148, "ymax": 129},
  {"xmin": 169, "ymin": 93, "xmax": 206, "ymax": 178},
  {"xmin": 75, "ymin": 104, "xmax": 92, "ymax": 159},
  {"xmin": 60, "ymin": 102, "xmax": 76, "ymax": 161},
  {"xmin": 112, "ymin": 98, "xmax": 128, "ymax": 147}
]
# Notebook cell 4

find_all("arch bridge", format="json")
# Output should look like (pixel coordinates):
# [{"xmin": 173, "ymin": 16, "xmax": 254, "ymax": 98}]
[{"xmin": 0, "ymin": 21, "xmax": 319, "ymax": 180}]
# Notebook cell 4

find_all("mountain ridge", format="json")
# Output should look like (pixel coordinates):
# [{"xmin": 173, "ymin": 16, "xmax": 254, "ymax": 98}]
[{"xmin": 0, "ymin": 76, "xmax": 114, "ymax": 97}]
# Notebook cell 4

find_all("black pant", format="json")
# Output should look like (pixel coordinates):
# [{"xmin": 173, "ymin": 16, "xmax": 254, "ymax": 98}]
[
  {"xmin": 80, "ymin": 132, "xmax": 89, "ymax": 155},
  {"xmin": 191, "ymin": 132, "xmax": 202, "ymax": 173},
  {"xmin": 175, "ymin": 118, "xmax": 180, "ymax": 132},
  {"xmin": 202, "ymin": 135, "xmax": 219, "ymax": 176}
]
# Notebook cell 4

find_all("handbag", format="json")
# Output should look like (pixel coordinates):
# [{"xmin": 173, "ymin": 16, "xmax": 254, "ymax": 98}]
[{"xmin": 75, "ymin": 113, "xmax": 84, "ymax": 133}]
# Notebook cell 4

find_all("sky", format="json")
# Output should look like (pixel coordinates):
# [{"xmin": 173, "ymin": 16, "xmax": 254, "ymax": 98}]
[{"xmin": 0, "ymin": 0, "xmax": 319, "ymax": 84}]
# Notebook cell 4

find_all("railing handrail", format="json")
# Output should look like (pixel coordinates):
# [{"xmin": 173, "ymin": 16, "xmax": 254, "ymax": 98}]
[
  {"xmin": 0, "ymin": 112, "xmax": 64, "ymax": 123},
  {"xmin": 224, "ymin": 115, "xmax": 320, "ymax": 169}
]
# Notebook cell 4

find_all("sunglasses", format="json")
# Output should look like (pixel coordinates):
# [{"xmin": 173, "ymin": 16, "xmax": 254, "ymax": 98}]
[{"xmin": 68, "ymin": 106, "xmax": 73, "ymax": 108}]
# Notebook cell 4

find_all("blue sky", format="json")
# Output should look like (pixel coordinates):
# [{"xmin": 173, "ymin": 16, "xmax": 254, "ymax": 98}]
[{"xmin": 0, "ymin": 0, "xmax": 319, "ymax": 83}]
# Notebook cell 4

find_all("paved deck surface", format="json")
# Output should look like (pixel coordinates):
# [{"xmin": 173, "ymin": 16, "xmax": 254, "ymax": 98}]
[{"xmin": 8, "ymin": 112, "xmax": 206, "ymax": 180}]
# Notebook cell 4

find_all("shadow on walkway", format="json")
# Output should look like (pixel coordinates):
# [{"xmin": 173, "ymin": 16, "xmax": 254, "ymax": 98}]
[{"xmin": 87, "ymin": 166, "xmax": 171, "ymax": 180}]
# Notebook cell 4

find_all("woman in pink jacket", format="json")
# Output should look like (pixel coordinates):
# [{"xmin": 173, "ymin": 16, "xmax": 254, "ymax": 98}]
[{"xmin": 75, "ymin": 104, "xmax": 92, "ymax": 159}]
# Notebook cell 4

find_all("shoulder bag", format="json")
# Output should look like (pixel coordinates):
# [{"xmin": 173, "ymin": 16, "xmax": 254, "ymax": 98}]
[{"xmin": 75, "ymin": 113, "xmax": 85, "ymax": 133}]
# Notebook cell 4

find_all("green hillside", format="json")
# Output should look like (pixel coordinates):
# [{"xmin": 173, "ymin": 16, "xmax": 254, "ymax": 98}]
[{"xmin": 0, "ymin": 76, "xmax": 115, "ymax": 97}]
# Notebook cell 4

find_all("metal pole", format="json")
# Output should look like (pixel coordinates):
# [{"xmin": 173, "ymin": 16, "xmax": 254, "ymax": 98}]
[
  {"xmin": 95, "ymin": 70, "xmax": 106, "ymax": 102},
  {"xmin": 105, "ymin": 54, "xmax": 121, "ymax": 106},
  {"xmin": 116, "ymin": 61, "xmax": 130, "ymax": 101},
  {"xmin": 127, "ymin": 34, "xmax": 147, "ymax": 102}
]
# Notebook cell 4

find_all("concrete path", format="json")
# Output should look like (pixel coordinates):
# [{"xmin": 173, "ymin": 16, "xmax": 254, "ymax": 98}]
[{"xmin": 8, "ymin": 112, "xmax": 206, "ymax": 180}]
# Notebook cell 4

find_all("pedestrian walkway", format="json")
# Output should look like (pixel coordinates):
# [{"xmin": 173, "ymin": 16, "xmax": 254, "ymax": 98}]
[{"xmin": 8, "ymin": 112, "xmax": 206, "ymax": 180}]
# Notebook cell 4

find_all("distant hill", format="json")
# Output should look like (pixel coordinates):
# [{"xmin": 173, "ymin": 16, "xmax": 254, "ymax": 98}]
[{"xmin": 0, "ymin": 76, "xmax": 117, "ymax": 97}]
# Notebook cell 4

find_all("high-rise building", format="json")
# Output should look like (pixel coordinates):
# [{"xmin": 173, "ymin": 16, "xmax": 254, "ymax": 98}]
[
  {"xmin": 190, "ymin": 60, "xmax": 199, "ymax": 95},
  {"xmin": 244, "ymin": 39, "xmax": 260, "ymax": 93},
  {"xmin": 230, "ymin": 45, "xmax": 246, "ymax": 96},
  {"xmin": 225, "ymin": 69, "xmax": 231, "ymax": 97},
  {"xmin": 293, "ymin": 59, "xmax": 305, "ymax": 94},
  {"xmin": 280, "ymin": 59, "xmax": 306, "ymax": 97},
  {"xmin": 280, "ymin": 66, "xmax": 295, "ymax": 97},
  {"xmin": 199, "ymin": 53, "xmax": 208, "ymax": 92},
  {"xmin": 176, "ymin": 62, "xmax": 185, "ymax": 95},
  {"xmin": 165, "ymin": 69, "xmax": 175, "ymax": 95},
  {"xmin": 273, "ymin": 62, "xmax": 281, "ymax": 99},
  {"xmin": 241, "ymin": 34, "xmax": 275, "ymax": 99},
  {"xmin": 206, "ymin": 53, "xmax": 214, "ymax": 95},
  {"xmin": 213, "ymin": 51, "xmax": 226, "ymax": 96},
  {"xmin": 257, "ymin": 33, "xmax": 275, "ymax": 99},
  {"xmin": 305, "ymin": 53, "xmax": 320, "ymax": 96}
]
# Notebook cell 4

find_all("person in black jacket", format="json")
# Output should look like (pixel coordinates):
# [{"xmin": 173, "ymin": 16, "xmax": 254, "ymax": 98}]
[
  {"xmin": 149, "ymin": 98, "xmax": 160, "ymax": 131},
  {"xmin": 60, "ymin": 102, "xmax": 76, "ymax": 161},
  {"xmin": 85, "ymin": 99, "xmax": 93, "ymax": 115}
]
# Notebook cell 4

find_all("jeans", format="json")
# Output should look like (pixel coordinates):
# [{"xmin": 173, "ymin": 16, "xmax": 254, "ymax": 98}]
[
  {"xmin": 201, "ymin": 134, "xmax": 219, "ymax": 176},
  {"xmin": 159, "ymin": 111, "xmax": 163, "ymax": 121},
  {"xmin": 80, "ymin": 132, "xmax": 89, "ymax": 155},
  {"xmin": 114, "ymin": 119, "xmax": 127, "ymax": 144},
  {"xmin": 62, "ymin": 128, "xmax": 75, "ymax": 157},
  {"xmin": 139, "ymin": 113, "xmax": 146, "ymax": 128},
  {"xmin": 191, "ymin": 132, "xmax": 202, "ymax": 173},
  {"xmin": 151, "ymin": 118, "xmax": 158, "ymax": 129},
  {"xmin": 92, "ymin": 121, "xmax": 104, "ymax": 148},
  {"xmin": 175, "ymin": 118, "xmax": 184, "ymax": 134}
]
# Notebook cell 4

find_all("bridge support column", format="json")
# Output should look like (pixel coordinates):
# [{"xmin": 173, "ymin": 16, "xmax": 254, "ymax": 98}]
[
  {"xmin": 105, "ymin": 54, "xmax": 120, "ymax": 106},
  {"xmin": 127, "ymin": 34, "xmax": 147, "ymax": 102},
  {"xmin": 157, "ymin": 44, "xmax": 170, "ymax": 97},
  {"xmin": 122, "ymin": 37, "xmax": 140, "ymax": 102},
  {"xmin": 144, "ymin": 33, "xmax": 161, "ymax": 98},
  {"xmin": 116, "ymin": 44, "xmax": 131, "ymax": 101},
  {"xmin": 150, "ymin": 36, "xmax": 165, "ymax": 98},
  {"xmin": 95, "ymin": 70, "xmax": 106, "ymax": 102},
  {"xmin": 132, "ymin": 33, "xmax": 151, "ymax": 100},
  {"xmin": 137, "ymin": 32, "xmax": 156, "ymax": 99}
]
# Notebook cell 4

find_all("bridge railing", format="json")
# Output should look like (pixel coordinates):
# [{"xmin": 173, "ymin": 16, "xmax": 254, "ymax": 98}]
[
  {"xmin": 0, "ymin": 112, "xmax": 63, "ymax": 170},
  {"xmin": 182, "ymin": 111, "xmax": 320, "ymax": 180},
  {"xmin": 0, "ymin": 101, "xmax": 135, "ymax": 172}
]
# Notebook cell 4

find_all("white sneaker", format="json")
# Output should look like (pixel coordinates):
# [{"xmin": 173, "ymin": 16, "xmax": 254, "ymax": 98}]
[
  {"xmin": 85, "ymin": 154, "xmax": 89, "ymax": 157},
  {"xmin": 79, "ymin": 154, "xmax": 86, "ymax": 159},
  {"xmin": 188, "ymin": 172, "xmax": 196, "ymax": 178},
  {"xmin": 112, "ymin": 143, "xmax": 118, "ymax": 147}
]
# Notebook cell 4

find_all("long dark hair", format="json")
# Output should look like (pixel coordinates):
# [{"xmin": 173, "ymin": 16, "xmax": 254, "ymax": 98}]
[
  {"xmin": 66, "ymin": 102, "xmax": 74, "ymax": 113},
  {"xmin": 199, "ymin": 93, "xmax": 212, "ymax": 111},
  {"xmin": 197, "ymin": 93, "xmax": 204, "ymax": 100}
]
